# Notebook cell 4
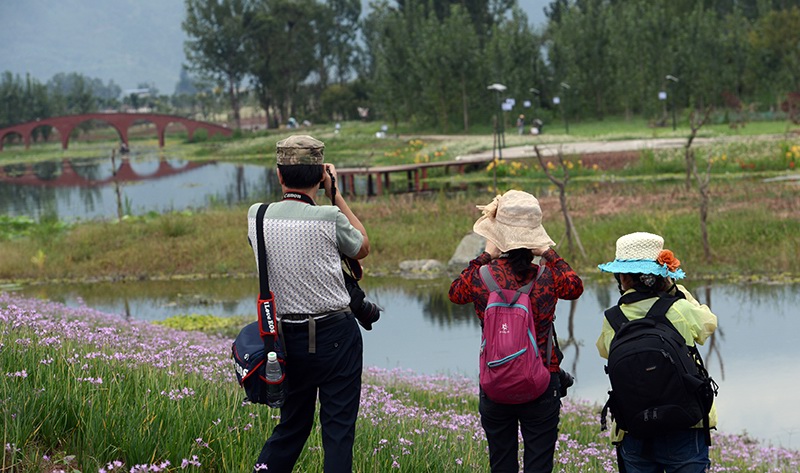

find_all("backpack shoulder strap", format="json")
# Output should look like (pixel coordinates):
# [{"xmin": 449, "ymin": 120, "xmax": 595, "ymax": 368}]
[
  {"xmin": 605, "ymin": 291, "xmax": 682, "ymax": 332},
  {"xmin": 604, "ymin": 306, "xmax": 629, "ymax": 333},
  {"xmin": 643, "ymin": 294, "xmax": 683, "ymax": 337},
  {"xmin": 645, "ymin": 295, "xmax": 680, "ymax": 320},
  {"xmin": 479, "ymin": 265, "xmax": 500, "ymax": 292},
  {"xmin": 479, "ymin": 263, "xmax": 545, "ymax": 305}
]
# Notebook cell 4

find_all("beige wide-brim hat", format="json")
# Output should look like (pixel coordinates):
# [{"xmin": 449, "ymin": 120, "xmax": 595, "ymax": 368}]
[{"xmin": 473, "ymin": 190, "xmax": 555, "ymax": 252}]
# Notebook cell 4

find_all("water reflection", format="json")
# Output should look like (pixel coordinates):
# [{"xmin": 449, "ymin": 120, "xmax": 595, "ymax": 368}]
[
  {"xmin": 12, "ymin": 277, "xmax": 800, "ymax": 449},
  {"xmin": 0, "ymin": 150, "xmax": 280, "ymax": 221}
]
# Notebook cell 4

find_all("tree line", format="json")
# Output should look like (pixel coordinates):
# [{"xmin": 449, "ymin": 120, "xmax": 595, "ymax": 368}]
[
  {"xmin": 4, "ymin": 0, "xmax": 800, "ymax": 134},
  {"xmin": 183, "ymin": 0, "xmax": 800, "ymax": 131},
  {"xmin": 0, "ymin": 72, "xmax": 120, "ymax": 135}
]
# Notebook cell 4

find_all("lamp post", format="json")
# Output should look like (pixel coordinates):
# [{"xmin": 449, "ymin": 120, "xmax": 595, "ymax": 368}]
[
  {"xmin": 666, "ymin": 75, "xmax": 679, "ymax": 131},
  {"xmin": 487, "ymin": 83, "xmax": 507, "ymax": 160},
  {"xmin": 487, "ymin": 83, "xmax": 507, "ymax": 191},
  {"xmin": 560, "ymin": 82, "xmax": 570, "ymax": 134},
  {"xmin": 529, "ymin": 87, "xmax": 540, "ymax": 116}
]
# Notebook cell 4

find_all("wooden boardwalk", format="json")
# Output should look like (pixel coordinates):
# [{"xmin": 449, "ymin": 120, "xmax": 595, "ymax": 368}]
[{"xmin": 337, "ymin": 159, "xmax": 486, "ymax": 196}]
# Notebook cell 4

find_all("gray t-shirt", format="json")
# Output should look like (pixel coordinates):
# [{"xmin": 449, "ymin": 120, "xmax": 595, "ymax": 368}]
[{"xmin": 247, "ymin": 200, "xmax": 364, "ymax": 316}]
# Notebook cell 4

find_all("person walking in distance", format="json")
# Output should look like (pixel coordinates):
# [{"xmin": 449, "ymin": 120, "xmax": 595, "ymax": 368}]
[
  {"xmin": 248, "ymin": 135, "xmax": 370, "ymax": 473},
  {"xmin": 449, "ymin": 190, "xmax": 584, "ymax": 473}
]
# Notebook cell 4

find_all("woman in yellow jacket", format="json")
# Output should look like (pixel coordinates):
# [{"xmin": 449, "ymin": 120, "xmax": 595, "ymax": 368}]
[{"xmin": 596, "ymin": 232, "xmax": 718, "ymax": 473}]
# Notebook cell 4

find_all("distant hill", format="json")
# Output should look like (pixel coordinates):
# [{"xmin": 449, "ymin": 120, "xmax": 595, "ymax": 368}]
[{"xmin": 0, "ymin": 0, "xmax": 187, "ymax": 94}]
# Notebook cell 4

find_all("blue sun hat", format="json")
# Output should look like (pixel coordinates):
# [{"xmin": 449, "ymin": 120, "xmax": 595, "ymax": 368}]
[{"xmin": 598, "ymin": 232, "xmax": 686, "ymax": 279}]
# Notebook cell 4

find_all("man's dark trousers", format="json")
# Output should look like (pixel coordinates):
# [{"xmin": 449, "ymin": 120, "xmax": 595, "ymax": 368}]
[{"xmin": 255, "ymin": 312, "xmax": 363, "ymax": 473}]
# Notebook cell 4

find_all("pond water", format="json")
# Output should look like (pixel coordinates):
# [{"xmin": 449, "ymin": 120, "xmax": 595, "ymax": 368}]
[
  {"xmin": 15, "ymin": 277, "xmax": 800, "ymax": 451},
  {"xmin": 0, "ymin": 150, "xmax": 279, "ymax": 221},
  {"xmin": 0, "ymin": 150, "xmax": 385, "ymax": 221}
]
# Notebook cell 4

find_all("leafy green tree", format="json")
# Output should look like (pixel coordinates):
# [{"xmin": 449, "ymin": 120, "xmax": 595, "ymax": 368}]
[
  {"xmin": 244, "ymin": 0, "xmax": 321, "ymax": 128},
  {"xmin": 482, "ymin": 6, "xmax": 543, "ymax": 126},
  {"xmin": 397, "ymin": 0, "xmax": 514, "ymax": 41},
  {"xmin": 183, "ymin": 0, "xmax": 250, "ymax": 128},
  {"xmin": 47, "ymin": 73, "xmax": 97, "ymax": 117},
  {"xmin": 362, "ymin": 1, "xmax": 417, "ymax": 129},
  {"xmin": 748, "ymin": 6, "xmax": 800, "ymax": 106},
  {"xmin": 411, "ymin": 4, "xmax": 483, "ymax": 132},
  {"xmin": 321, "ymin": 0, "xmax": 362, "ymax": 86},
  {"xmin": 0, "ymin": 72, "xmax": 24, "ymax": 129},
  {"xmin": 26, "ymin": 75, "xmax": 53, "ymax": 141},
  {"xmin": 320, "ymin": 83, "xmax": 357, "ymax": 121}
]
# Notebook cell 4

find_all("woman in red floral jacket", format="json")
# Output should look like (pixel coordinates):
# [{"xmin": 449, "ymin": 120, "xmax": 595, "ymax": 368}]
[{"xmin": 449, "ymin": 190, "xmax": 583, "ymax": 473}]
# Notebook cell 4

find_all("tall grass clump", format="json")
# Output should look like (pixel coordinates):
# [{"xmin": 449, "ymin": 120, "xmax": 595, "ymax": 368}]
[{"xmin": 2, "ymin": 293, "xmax": 798, "ymax": 472}]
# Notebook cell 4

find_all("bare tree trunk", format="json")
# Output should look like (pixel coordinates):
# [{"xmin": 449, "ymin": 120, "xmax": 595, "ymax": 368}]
[
  {"xmin": 692, "ymin": 155, "xmax": 714, "ymax": 263},
  {"xmin": 684, "ymin": 106, "xmax": 714, "ymax": 262},
  {"xmin": 684, "ymin": 107, "xmax": 712, "ymax": 189},
  {"xmin": 701, "ymin": 284, "xmax": 725, "ymax": 380},
  {"xmin": 684, "ymin": 142, "xmax": 695, "ymax": 190},
  {"xmin": 227, "ymin": 73, "xmax": 241, "ymax": 130},
  {"xmin": 534, "ymin": 146, "xmax": 587, "ymax": 258},
  {"xmin": 111, "ymin": 149, "xmax": 123, "ymax": 222}
]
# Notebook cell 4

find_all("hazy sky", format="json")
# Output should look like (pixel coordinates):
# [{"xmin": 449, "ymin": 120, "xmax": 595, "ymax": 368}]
[
  {"xmin": 519, "ymin": 0, "xmax": 550, "ymax": 26},
  {"xmin": 1, "ymin": 0, "xmax": 551, "ymax": 94}
]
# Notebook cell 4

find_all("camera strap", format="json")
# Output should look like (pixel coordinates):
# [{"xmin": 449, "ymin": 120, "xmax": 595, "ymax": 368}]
[
  {"xmin": 255, "ymin": 203, "xmax": 271, "ymax": 297},
  {"xmin": 324, "ymin": 171, "xmax": 364, "ymax": 281},
  {"xmin": 283, "ymin": 191, "xmax": 315, "ymax": 205},
  {"xmin": 255, "ymin": 203, "xmax": 286, "ymax": 359}
]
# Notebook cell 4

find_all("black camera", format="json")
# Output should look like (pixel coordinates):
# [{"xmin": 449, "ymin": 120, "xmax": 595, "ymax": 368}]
[
  {"xmin": 558, "ymin": 368, "xmax": 574, "ymax": 398},
  {"xmin": 343, "ymin": 272, "xmax": 382, "ymax": 330}
]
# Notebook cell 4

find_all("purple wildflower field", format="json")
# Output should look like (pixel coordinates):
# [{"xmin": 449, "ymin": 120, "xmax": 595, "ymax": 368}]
[{"xmin": 2, "ymin": 293, "xmax": 798, "ymax": 472}]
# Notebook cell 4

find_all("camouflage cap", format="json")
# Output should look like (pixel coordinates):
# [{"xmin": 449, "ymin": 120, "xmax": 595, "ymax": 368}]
[{"xmin": 276, "ymin": 135, "xmax": 325, "ymax": 165}]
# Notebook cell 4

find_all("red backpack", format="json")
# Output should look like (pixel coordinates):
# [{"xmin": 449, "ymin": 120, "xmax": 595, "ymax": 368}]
[{"xmin": 479, "ymin": 264, "xmax": 551, "ymax": 404}]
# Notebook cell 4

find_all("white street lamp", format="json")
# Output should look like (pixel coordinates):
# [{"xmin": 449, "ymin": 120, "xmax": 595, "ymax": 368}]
[
  {"xmin": 666, "ymin": 75, "xmax": 679, "ymax": 130},
  {"xmin": 487, "ymin": 83, "xmax": 507, "ymax": 188}
]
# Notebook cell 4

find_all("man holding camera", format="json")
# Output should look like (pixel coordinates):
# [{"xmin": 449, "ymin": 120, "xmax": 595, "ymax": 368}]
[{"xmin": 247, "ymin": 135, "xmax": 372, "ymax": 473}]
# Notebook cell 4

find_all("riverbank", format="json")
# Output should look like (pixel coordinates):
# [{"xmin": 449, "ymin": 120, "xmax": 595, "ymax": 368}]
[
  {"xmin": 1, "ymin": 125, "xmax": 798, "ymax": 284},
  {"xmin": 1, "ymin": 175, "xmax": 797, "ymax": 285},
  {"xmin": 2, "ymin": 293, "xmax": 798, "ymax": 472}
]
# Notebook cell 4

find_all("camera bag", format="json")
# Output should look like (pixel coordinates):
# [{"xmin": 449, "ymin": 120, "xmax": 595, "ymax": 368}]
[
  {"xmin": 232, "ymin": 203, "xmax": 286, "ymax": 406},
  {"xmin": 600, "ymin": 291, "xmax": 717, "ymax": 445}
]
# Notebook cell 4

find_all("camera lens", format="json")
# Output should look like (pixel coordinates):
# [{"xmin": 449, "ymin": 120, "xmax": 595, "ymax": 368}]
[
  {"xmin": 558, "ymin": 369, "xmax": 574, "ymax": 398},
  {"xmin": 352, "ymin": 297, "xmax": 381, "ymax": 330},
  {"xmin": 344, "ymin": 271, "xmax": 381, "ymax": 330}
]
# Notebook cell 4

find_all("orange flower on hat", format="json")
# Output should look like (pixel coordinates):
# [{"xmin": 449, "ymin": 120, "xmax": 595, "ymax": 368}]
[{"xmin": 657, "ymin": 249, "xmax": 681, "ymax": 272}]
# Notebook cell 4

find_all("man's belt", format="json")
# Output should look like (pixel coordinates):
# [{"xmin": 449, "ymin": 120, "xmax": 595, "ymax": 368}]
[{"xmin": 278, "ymin": 311, "xmax": 352, "ymax": 353}]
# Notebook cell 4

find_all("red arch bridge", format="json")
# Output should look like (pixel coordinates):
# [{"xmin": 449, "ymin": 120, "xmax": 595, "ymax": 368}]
[{"xmin": 0, "ymin": 113, "xmax": 232, "ymax": 152}]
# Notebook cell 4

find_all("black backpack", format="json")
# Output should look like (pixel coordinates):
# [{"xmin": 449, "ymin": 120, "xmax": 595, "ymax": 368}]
[{"xmin": 600, "ymin": 291, "xmax": 718, "ymax": 445}]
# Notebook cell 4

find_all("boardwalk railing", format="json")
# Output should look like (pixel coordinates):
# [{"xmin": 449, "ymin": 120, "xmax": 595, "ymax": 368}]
[{"xmin": 337, "ymin": 159, "xmax": 491, "ymax": 196}]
